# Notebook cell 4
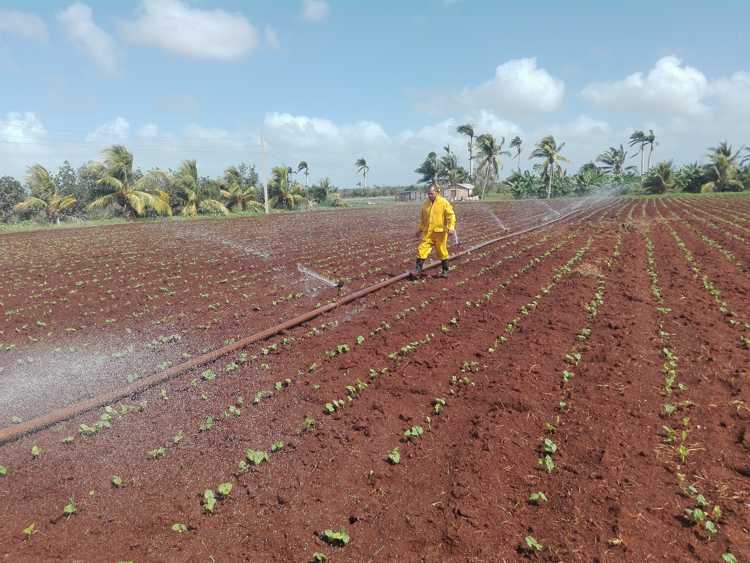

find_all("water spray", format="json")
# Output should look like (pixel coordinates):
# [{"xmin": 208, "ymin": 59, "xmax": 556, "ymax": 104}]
[{"xmin": 297, "ymin": 264, "xmax": 341, "ymax": 289}]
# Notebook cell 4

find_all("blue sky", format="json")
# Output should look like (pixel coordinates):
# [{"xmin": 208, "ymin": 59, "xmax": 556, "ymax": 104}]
[{"xmin": 1, "ymin": 0, "xmax": 749, "ymax": 185}]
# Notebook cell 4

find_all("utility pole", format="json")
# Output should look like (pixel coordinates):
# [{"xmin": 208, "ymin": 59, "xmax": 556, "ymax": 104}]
[{"xmin": 260, "ymin": 133, "xmax": 269, "ymax": 215}]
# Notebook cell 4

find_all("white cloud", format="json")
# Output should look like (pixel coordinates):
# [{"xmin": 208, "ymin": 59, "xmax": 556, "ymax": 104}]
[
  {"xmin": 712, "ymin": 71, "xmax": 750, "ymax": 117},
  {"xmin": 302, "ymin": 0, "xmax": 330, "ymax": 22},
  {"xmin": 582, "ymin": 56, "xmax": 710, "ymax": 115},
  {"xmin": 420, "ymin": 58, "xmax": 565, "ymax": 115},
  {"xmin": 0, "ymin": 10, "xmax": 48, "ymax": 41},
  {"xmin": 120, "ymin": 0, "xmax": 259, "ymax": 61},
  {"xmin": 86, "ymin": 117, "xmax": 130, "ymax": 143},
  {"xmin": 58, "ymin": 3, "xmax": 117, "ymax": 74},
  {"xmin": 265, "ymin": 26, "xmax": 280, "ymax": 50},
  {"xmin": 137, "ymin": 124, "xmax": 159, "ymax": 138}
]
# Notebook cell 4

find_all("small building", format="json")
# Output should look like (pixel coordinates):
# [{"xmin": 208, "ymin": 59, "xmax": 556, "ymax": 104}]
[
  {"xmin": 395, "ymin": 183, "xmax": 476, "ymax": 202},
  {"xmin": 444, "ymin": 183, "xmax": 475, "ymax": 201},
  {"xmin": 396, "ymin": 189, "xmax": 428, "ymax": 202}
]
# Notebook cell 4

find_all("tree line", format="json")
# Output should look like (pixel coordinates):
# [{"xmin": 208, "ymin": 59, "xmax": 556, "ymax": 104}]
[
  {"xmin": 415, "ymin": 126, "xmax": 750, "ymax": 199},
  {"xmin": 0, "ymin": 145, "xmax": 360, "ymax": 224}
]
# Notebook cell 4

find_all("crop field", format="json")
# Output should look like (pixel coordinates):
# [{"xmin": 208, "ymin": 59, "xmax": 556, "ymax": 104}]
[{"xmin": 0, "ymin": 194, "xmax": 749, "ymax": 562}]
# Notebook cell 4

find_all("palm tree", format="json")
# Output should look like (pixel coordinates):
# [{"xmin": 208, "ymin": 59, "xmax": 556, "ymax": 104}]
[
  {"xmin": 596, "ymin": 145, "xmax": 631, "ymax": 177},
  {"xmin": 675, "ymin": 163, "xmax": 704, "ymax": 193},
  {"xmin": 642, "ymin": 161, "xmax": 676, "ymax": 194},
  {"xmin": 575, "ymin": 162, "xmax": 604, "ymax": 196},
  {"xmin": 268, "ymin": 166, "xmax": 308, "ymax": 209},
  {"xmin": 701, "ymin": 142, "xmax": 744, "ymax": 192},
  {"xmin": 220, "ymin": 183, "xmax": 263, "ymax": 212},
  {"xmin": 87, "ymin": 145, "xmax": 171, "ymax": 218},
  {"xmin": 644, "ymin": 129, "xmax": 657, "ymax": 171},
  {"xmin": 297, "ymin": 161, "xmax": 310, "ymax": 188},
  {"xmin": 628, "ymin": 130, "xmax": 647, "ymax": 175},
  {"xmin": 474, "ymin": 133, "xmax": 510, "ymax": 199},
  {"xmin": 510, "ymin": 136, "xmax": 523, "ymax": 171},
  {"xmin": 355, "ymin": 158, "xmax": 369, "ymax": 189},
  {"xmin": 14, "ymin": 164, "xmax": 77, "ymax": 223},
  {"xmin": 173, "ymin": 160, "xmax": 229, "ymax": 216},
  {"xmin": 415, "ymin": 152, "xmax": 439, "ymax": 184},
  {"xmin": 456, "ymin": 124, "xmax": 475, "ymax": 179},
  {"xmin": 529, "ymin": 135, "xmax": 569, "ymax": 199}
]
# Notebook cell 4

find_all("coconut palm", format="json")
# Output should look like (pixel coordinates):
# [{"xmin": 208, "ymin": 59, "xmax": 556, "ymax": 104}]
[
  {"xmin": 510, "ymin": 136, "xmax": 523, "ymax": 171},
  {"xmin": 701, "ymin": 142, "xmax": 744, "ymax": 192},
  {"xmin": 268, "ymin": 166, "xmax": 308, "ymax": 209},
  {"xmin": 14, "ymin": 164, "xmax": 77, "ymax": 223},
  {"xmin": 575, "ymin": 162, "xmax": 605, "ymax": 196},
  {"xmin": 438, "ymin": 145, "xmax": 468, "ymax": 184},
  {"xmin": 456, "ymin": 124, "xmax": 475, "ymax": 179},
  {"xmin": 173, "ymin": 160, "xmax": 229, "ymax": 216},
  {"xmin": 220, "ymin": 183, "xmax": 263, "ymax": 212},
  {"xmin": 415, "ymin": 152, "xmax": 439, "ymax": 184},
  {"xmin": 642, "ymin": 161, "xmax": 676, "ymax": 194},
  {"xmin": 628, "ymin": 130, "xmax": 647, "ymax": 175},
  {"xmin": 596, "ymin": 145, "xmax": 632, "ymax": 177},
  {"xmin": 474, "ymin": 134, "xmax": 510, "ymax": 199},
  {"xmin": 529, "ymin": 135, "xmax": 569, "ymax": 199},
  {"xmin": 297, "ymin": 161, "xmax": 310, "ymax": 188},
  {"xmin": 644, "ymin": 129, "xmax": 657, "ymax": 171},
  {"xmin": 355, "ymin": 158, "xmax": 369, "ymax": 189},
  {"xmin": 86, "ymin": 145, "xmax": 171, "ymax": 218}
]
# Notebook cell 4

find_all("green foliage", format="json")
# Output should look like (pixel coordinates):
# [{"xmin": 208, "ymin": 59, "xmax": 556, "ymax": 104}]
[
  {"xmin": 203, "ymin": 489, "xmax": 217, "ymax": 513},
  {"xmin": 147, "ymin": 447, "xmax": 166, "ymax": 459},
  {"xmin": 31, "ymin": 445, "xmax": 42, "ymax": 459},
  {"xmin": 171, "ymin": 523, "xmax": 189, "ymax": 533},
  {"xmin": 111, "ymin": 475, "xmax": 123, "ymax": 488},
  {"xmin": 217, "ymin": 482, "xmax": 233, "ymax": 498},
  {"xmin": 321, "ymin": 528, "xmax": 350, "ymax": 546},
  {"xmin": 23, "ymin": 522, "xmax": 37, "ymax": 537},
  {"xmin": 403, "ymin": 425, "xmax": 424, "ymax": 439},
  {"xmin": 523, "ymin": 535, "xmax": 543, "ymax": 552},
  {"xmin": 63, "ymin": 498, "xmax": 77, "ymax": 517},
  {"xmin": 642, "ymin": 161, "xmax": 676, "ymax": 194},
  {"xmin": 0, "ymin": 465, "xmax": 7, "ymax": 476},
  {"xmin": 675, "ymin": 163, "xmax": 705, "ymax": 193},
  {"xmin": 505, "ymin": 170, "xmax": 541, "ymax": 199},
  {"xmin": 245, "ymin": 449, "xmax": 269, "ymax": 465},
  {"xmin": 387, "ymin": 448, "xmax": 401, "ymax": 465},
  {"xmin": 529, "ymin": 491, "xmax": 548, "ymax": 504}
]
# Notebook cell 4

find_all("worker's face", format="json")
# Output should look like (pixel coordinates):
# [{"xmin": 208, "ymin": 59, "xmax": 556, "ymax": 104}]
[{"xmin": 428, "ymin": 186, "xmax": 437, "ymax": 202}]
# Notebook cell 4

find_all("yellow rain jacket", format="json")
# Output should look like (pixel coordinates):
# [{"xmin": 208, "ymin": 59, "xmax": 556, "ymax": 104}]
[{"xmin": 417, "ymin": 195, "xmax": 456, "ymax": 260}]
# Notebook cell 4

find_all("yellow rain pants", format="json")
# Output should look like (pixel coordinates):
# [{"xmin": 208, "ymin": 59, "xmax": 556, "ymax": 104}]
[{"xmin": 416, "ymin": 194, "xmax": 456, "ymax": 261}]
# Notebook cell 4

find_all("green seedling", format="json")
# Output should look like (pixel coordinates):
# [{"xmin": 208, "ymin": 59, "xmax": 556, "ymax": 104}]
[
  {"xmin": 199, "ymin": 416, "xmax": 214, "ymax": 432},
  {"xmin": 0, "ymin": 465, "xmax": 7, "ymax": 477},
  {"xmin": 562, "ymin": 370, "xmax": 574, "ymax": 382},
  {"xmin": 387, "ymin": 448, "xmax": 401, "ymax": 465},
  {"xmin": 523, "ymin": 535, "xmax": 543, "ymax": 552},
  {"xmin": 404, "ymin": 425, "xmax": 424, "ymax": 439},
  {"xmin": 111, "ymin": 475, "xmax": 123, "ymax": 488},
  {"xmin": 173, "ymin": 431, "xmax": 184, "ymax": 444},
  {"xmin": 529, "ymin": 492, "xmax": 548, "ymax": 504},
  {"xmin": 704, "ymin": 520, "xmax": 717, "ymax": 536},
  {"xmin": 171, "ymin": 523, "xmax": 188, "ymax": 533},
  {"xmin": 217, "ymin": 482, "xmax": 233, "ymax": 498},
  {"xmin": 62, "ymin": 436, "xmax": 75, "ymax": 444},
  {"xmin": 23, "ymin": 522, "xmax": 37, "ymax": 538},
  {"xmin": 271, "ymin": 441, "xmax": 284, "ymax": 452},
  {"xmin": 147, "ymin": 447, "xmax": 166, "ymax": 460},
  {"xmin": 542, "ymin": 439, "xmax": 557, "ymax": 455},
  {"xmin": 303, "ymin": 416, "xmax": 316, "ymax": 432},
  {"xmin": 203, "ymin": 489, "xmax": 217, "ymax": 513},
  {"xmin": 432, "ymin": 398, "xmax": 447, "ymax": 414},
  {"xmin": 63, "ymin": 498, "xmax": 77, "ymax": 517},
  {"xmin": 722, "ymin": 553, "xmax": 737, "ymax": 563},
  {"xmin": 31, "ymin": 445, "xmax": 42, "ymax": 459},
  {"xmin": 538, "ymin": 455, "xmax": 555, "ymax": 473},
  {"xmin": 320, "ymin": 528, "xmax": 350, "ymax": 546},
  {"xmin": 227, "ymin": 405, "xmax": 241, "ymax": 417},
  {"xmin": 356, "ymin": 335, "xmax": 365, "ymax": 345},
  {"xmin": 312, "ymin": 553, "xmax": 328, "ymax": 562},
  {"xmin": 245, "ymin": 449, "xmax": 269, "ymax": 466},
  {"xmin": 201, "ymin": 369, "xmax": 216, "ymax": 382}
]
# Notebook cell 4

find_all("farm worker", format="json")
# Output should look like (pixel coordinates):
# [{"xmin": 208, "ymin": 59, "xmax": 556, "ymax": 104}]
[{"xmin": 414, "ymin": 183, "xmax": 456, "ymax": 278}]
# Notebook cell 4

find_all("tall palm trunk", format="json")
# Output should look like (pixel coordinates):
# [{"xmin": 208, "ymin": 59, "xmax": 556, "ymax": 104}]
[
  {"xmin": 468, "ymin": 135, "xmax": 473, "ymax": 179},
  {"xmin": 647, "ymin": 144, "xmax": 654, "ymax": 171},
  {"xmin": 640, "ymin": 146, "xmax": 644, "ymax": 176},
  {"xmin": 546, "ymin": 164, "xmax": 553, "ymax": 199}
]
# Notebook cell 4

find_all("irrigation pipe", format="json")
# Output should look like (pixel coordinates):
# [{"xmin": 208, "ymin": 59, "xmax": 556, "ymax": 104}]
[{"xmin": 0, "ymin": 198, "xmax": 619, "ymax": 446}]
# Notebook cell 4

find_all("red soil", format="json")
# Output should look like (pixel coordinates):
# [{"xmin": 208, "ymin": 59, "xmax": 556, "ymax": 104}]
[{"xmin": 0, "ymin": 195, "xmax": 748, "ymax": 562}]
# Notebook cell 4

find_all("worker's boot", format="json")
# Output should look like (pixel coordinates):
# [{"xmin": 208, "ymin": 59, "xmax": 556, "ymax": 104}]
[
  {"xmin": 440, "ymin": 260, "xmax": 450, "ymax": 278},
  {"xmin": 411, "ymin": 258, "xmax": 425, "ymax": 279}
]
